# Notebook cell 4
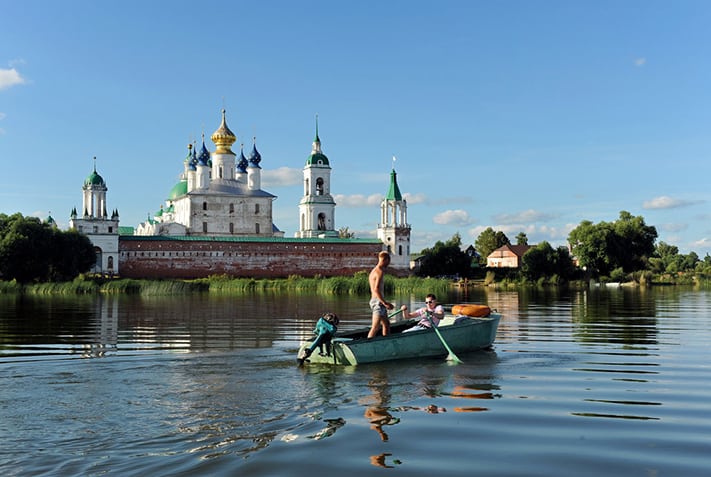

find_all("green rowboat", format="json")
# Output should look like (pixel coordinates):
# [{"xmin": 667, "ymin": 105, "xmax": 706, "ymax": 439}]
[{"xmin": 297, "ymin": 313, "xmax": 501, "ymax": 365}]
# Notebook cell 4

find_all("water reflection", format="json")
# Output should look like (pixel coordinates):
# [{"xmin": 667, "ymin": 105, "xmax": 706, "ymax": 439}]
[{"xmin": 361, "ymin": 369, "xmax": 400, "ymax": 442}]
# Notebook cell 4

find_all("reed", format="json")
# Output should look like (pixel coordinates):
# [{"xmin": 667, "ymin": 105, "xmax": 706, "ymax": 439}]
[{"xmin": 1, "ymin": 273, "xmax": 455, "ymax": 296}]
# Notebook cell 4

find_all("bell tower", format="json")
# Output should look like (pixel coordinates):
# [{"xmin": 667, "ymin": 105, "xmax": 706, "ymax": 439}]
[
  {"xmin": 377, "ymin": 168, "xmax": 411, "ymax": 273},
  {"xmin": 295, "ymin": 117, "xmax": 337, "ymax": 238}
]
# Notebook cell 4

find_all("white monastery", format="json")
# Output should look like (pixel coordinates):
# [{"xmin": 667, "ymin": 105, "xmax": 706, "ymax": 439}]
[{"xmin": 68, "ymin": 109, "xmax": 412, "ymax": 276}]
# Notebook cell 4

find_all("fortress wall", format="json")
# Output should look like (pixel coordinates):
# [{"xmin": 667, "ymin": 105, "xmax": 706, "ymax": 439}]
[{"xmin": 117, "ymin": 238, "xmax": 403, "ymax": 279}]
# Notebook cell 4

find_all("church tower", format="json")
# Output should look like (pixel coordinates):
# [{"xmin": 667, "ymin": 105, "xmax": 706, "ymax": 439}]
[
  {"xmin": 377, "ymin": 168, "xmax": 411, "ymax": 272},
  {"xmin": 295, "ymin": 118, "xmax": 337, "ymax": 238},
  {"xmin": 69, "ymin": 157, "xmax": 120, "ymax": 275}
]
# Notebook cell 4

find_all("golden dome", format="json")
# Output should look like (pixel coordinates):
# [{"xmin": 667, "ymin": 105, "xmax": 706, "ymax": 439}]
[{"xmin": 211, "ymin": 109, "xmax": 237, "ymax": 154}]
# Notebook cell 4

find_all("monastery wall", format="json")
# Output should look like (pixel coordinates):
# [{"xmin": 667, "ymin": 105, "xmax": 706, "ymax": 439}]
[{"xmin": 118, "ymin": 237, "xmax": 401, "ymax": 279}]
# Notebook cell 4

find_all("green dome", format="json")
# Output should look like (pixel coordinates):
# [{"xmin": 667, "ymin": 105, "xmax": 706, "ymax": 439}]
[
  {"xmin": 168, "ymin": 180, "xmax": 188, "ymax": 200},
  {"xmin": 84, "ymin": 169, "xmax": 106, "ymax": 188},
  {"xmin": 306, "ymin": 152, "xmax": 330, "ymax": 166}
]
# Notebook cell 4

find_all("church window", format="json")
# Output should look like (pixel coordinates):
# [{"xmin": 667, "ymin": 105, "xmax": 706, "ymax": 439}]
[
  {"xmin": 229, "ymin": 203, "xmax": 234, "ymax": 213},
  {"xmin": 108, "ymin": 226, "xmax": 113, "ymax": 233},
  {"xmin": 255, "ymin": 204, "xmax": 260, "ymax": 214},
  {"xmin": 229, "ymin": 222, "xmax": 234, "ymax": 234},
  {"xmin": 318, "ymin": 213, "xmax": 326, "ymax": 230},
  {"xmin": 93, "ymin": 226, "xmax": 98, "ymax": 233},
  {"xmin": 202, "ymin": 202, "xmax": 207, "ymax": 211},
  {"xmin": 219, "ymin": 166, "xmax": 223, "ymax": 178},
  {"xmin": 316, "ymin": 178, "xmax": 324, "ymax": 195},
  {"xmin": 255, "ymin": 223, "xmax": 260, "ymax": 234},
  {"xmin": 398, "ymin": 245, "xmax": 403, "ymax": 256},
  {"xmin": 203, "ymin": 222, "xmax": 208, "ymax": 233}
]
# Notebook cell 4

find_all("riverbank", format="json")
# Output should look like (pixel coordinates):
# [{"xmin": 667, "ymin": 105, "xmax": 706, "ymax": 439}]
[{"xmin": 0, "ymin": 273, "xmax": 452, "ymax": 296}]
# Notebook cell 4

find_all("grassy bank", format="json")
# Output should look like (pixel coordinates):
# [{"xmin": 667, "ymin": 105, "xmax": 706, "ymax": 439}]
[{"xmin": 1, "ymin": 273, "xmax": 452, "ymax": 296}]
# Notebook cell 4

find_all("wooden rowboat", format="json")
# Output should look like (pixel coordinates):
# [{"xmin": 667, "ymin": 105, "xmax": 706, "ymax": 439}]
[{"xmin": 297, "ymin": 308, "xmax": 501, "ymax": 366}]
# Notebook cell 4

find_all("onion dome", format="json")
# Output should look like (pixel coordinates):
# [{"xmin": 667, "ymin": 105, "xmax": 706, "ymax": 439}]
[
  {"xmin": 84, "ymin": 158, "xmax": 107, "ymax": 189},
  {"xmin": 237, "ymin": 144, "xmax": 248, "ymax": 172},
  {"xmin": 248, "ymin": 137, "xmax": 262, "ymax": 168},
  {"xmin": 197, "ymin": 134, "xmax": 210, "ymax": 166},
  {"xmin": 210, "ymin": 109, "xmax": 237, "ymax": 154},
  {"xmin": 306, "ymin": 118, "xmax": 329, "ymax": 166},
  {"xmin": 183, "ymin": 143, "xmax": 193, "ymax": 164}
]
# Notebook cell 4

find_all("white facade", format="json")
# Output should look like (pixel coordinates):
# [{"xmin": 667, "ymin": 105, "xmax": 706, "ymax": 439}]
[
  {"xmin": 377, "ymin": 169, "xmax": 411, "ymax": 271},
  {"xmin": 135, "ymin": 110, "xmax": 283, "ymax": 238},
  {"xmin": 295, "ymin": 125, "xmax": 337, "ymax": 238},
  {"xmin": 68, "ymin": 160, "xmax": 120, "ymax": 275}
]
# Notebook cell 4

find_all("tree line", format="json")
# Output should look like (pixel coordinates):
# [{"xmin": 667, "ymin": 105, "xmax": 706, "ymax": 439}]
[
  {"xmin": 0, "ymin": 213, "xmax": 96, "ymax": 283},
  {"xmin": 416, "ymin": 211, "xmax": 711, "ymax": 283}
]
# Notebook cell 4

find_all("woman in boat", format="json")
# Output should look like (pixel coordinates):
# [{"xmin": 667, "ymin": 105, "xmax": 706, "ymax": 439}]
[{"xmin": 401, "ymin": 294, "xmax": 445, "ymax": 332}]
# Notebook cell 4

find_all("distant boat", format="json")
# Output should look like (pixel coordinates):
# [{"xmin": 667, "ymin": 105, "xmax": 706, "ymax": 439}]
[{"xmin": 297, "ymin": 305, "xmax": 501, "ymax": 365}]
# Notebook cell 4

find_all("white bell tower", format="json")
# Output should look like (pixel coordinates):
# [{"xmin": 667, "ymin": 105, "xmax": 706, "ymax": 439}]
[
  {"xmin": 377, "ymin": 168, "xmax": 411, "ymax": 273},
  {"xmin": 295, "ymin": 118, "xmax": 337, "ymax": 238}
]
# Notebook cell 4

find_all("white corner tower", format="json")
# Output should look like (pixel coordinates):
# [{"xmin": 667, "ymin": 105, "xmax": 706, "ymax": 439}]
[
  {"xmin": 295, "ymin": 117, "xmax": 337, "ymax": 238},
  {"xmin": 68, "ymin": 157, "xmax": 120, "ymax": 276},
  {"xmin": 377, "ymin": 168, "xmax": 411, "ymax": 272}
]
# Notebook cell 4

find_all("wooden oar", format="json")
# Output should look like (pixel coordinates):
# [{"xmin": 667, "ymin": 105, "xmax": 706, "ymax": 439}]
[{"xmin": 425, "ymin": 313, "xmax": 463, "ymax": 364}]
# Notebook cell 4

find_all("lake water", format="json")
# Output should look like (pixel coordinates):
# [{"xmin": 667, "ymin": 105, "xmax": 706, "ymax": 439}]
[{"xmin": 1, "ymin": 287, "xmax": 710, "ymax": 476}]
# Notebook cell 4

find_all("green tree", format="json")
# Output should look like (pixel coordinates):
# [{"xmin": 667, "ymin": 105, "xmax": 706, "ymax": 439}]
[
  {"xmin": 338, "ymin": 226, "xmax": 355, "ymax": 238},
  {"xmin": 521, "ymin": 241, "xmax": 575, "ymax": 281},
  {"xmin": 417, "ymin": 233, "xmax": 472, "ymax": 278},
  {"xmin": 515, "ymin": 232, "xmax": 528, "ymax": 246},
  {"xmin": 568, "ymin": 220, "xmax": 613, "ymax": 276},
  {"xmin": 475, "ymin": 227, "xmax": 510, "ymax": 265},
  {"xmin": 0, "ymin": 213, "xmax": 96, "ymax": 282},
  {"xmin": 568, "ymin": 211, "xmax": 657, "ymax": 277}
]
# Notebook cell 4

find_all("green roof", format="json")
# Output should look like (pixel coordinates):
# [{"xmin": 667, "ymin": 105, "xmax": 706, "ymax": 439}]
[
  {"xmin": 84, "ymin": 169, "xmax": 106, "ymax": 188},
  {"xmin": 119, "ymin": 235, "xmax": 380, "ymax": 244},
  {"xmin": 306, "ymin": 152, "xmax": 329, "ymax": 166},
  {"xmin": 385, "ymin": 169, "xmax": 402, "ymax": 201},
  {"xmin": 168, "ymin": 180, "xmax": 188, "ymax": 200}
]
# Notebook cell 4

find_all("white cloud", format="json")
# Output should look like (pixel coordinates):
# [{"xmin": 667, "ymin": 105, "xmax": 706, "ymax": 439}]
[
  {"xmin": 660, "ymin": 222, "xmax": 688, "ymax": 233},
  {"xmin": 334, "ymin": 193, "xmax": 383, "ymax": 207},
  {"xmin": 691, "ymin": 238, "xmax": 711, "ymax": 251},
  {"xmin": 634, "ymin": 57, "xmax": 647, "ymax": 67},
  {"xmin": 642, "ymin": 195, "xmax": 701, "ymax": 209},
  {"xmin": 261, "ymin": 166, "xmax": 301, "ymax": 187},
  {"xmin": 403, "ymin": 192, "xmax": 427, "ymax": 204},
  {"xmin": 433, "ymin": 209, "xmax": 474, "ymax": 226},
  {"xmin": 0, "ymin": 68, "xmax": 25, "ymax": 90},
  {"xmin": 492, "ymin": 209, "xmax": 558, "ymax": 224}
]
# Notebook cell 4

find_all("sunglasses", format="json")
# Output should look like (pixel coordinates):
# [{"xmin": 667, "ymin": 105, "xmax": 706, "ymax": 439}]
[{"xmin": 425, "ymin": 300, "xmax": 435, "ymax": 304}]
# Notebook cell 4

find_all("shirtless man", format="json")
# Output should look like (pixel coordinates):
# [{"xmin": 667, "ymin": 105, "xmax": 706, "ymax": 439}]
[{"xmin": 367, "ymin": 251, "xmax": 395, "ymax": 338}]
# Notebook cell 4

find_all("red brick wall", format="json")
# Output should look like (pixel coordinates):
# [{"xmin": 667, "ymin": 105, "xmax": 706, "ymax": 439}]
[{"xmin": 118, "ymin": 238, "xmax": 405, "ymax": 279}]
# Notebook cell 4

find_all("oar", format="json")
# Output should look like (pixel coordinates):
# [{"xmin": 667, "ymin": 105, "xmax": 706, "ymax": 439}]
[
  {"xmin": 388, "ymin": 307, "xmax": 404, "ymax": 322},
  {"xmin": 425, "ymin": 313, "xmax": 463, "ymax": 364}
]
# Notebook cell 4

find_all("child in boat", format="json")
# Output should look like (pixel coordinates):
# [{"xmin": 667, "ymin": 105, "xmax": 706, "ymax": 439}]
[{"xmin": 401, "ymin": 294, "xmax": 445, "ymax": 332}]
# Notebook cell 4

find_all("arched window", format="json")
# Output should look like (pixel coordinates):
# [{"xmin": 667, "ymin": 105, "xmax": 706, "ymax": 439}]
[
  {"xmin": 255, "ymin": 203, "xmax": 260, "ymax": 214},
  {"xmin": 229, "ymin": 203, "xmax": 234, "ymax": 213},
  {"xmin": 255, "ymin": 223, "xmax": 260, "ymax": 234},
  {"xmin": 202, "ymin": 202, "xmax": 207, "ymax": 211},
  {"xmin": 318, "ymin": 213, "xmax": 326, "ymax": 230},
  {"xmin": 316, "ymin": 178, "xmax": 324, "ymax": 195}
]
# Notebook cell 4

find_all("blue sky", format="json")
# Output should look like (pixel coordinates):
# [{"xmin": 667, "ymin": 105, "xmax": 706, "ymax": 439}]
[{"xmin": 2, "ymin": 0, "xmax": 710, "ymax": 255}]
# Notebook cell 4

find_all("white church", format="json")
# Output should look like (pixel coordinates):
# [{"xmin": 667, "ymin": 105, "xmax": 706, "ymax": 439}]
[{"xmin": 69, "ymin": 109, "xmax": 412, "ymax": 275}]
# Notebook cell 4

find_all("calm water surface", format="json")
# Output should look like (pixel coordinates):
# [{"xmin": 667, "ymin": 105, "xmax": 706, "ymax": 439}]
[{"xmin": 1, "ymin": 288, "xmax": 710, "ymax": 476}]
